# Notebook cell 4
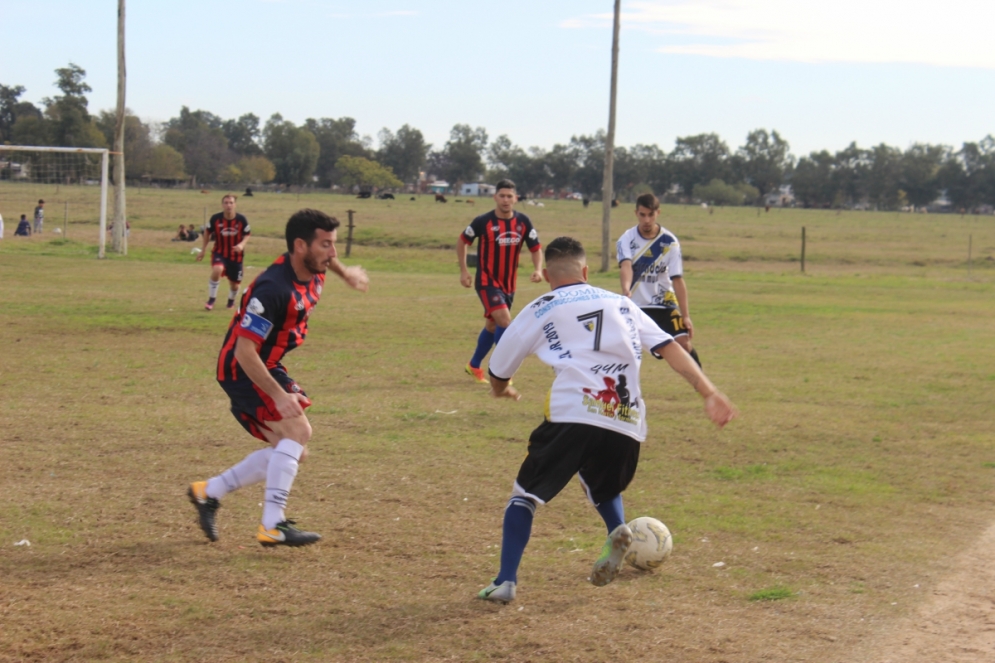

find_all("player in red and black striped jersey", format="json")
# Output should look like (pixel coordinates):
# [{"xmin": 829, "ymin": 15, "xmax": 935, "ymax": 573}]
[
  {"xmin": 187, "ymin": 209, "xmax": 369, "ymax": 548},
  {"xmin": 457, "ymin": 179, "xmax": 542, "ymax": 384},
  {"xmin": 196, "ymin": 193, "xmax": 251, "ymax": 311}
]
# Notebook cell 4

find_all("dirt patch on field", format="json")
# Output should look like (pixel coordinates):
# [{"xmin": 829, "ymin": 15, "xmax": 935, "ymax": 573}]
[{"xmin": 859, "ymin": 518, "xmax": 995, "ymax": 662}]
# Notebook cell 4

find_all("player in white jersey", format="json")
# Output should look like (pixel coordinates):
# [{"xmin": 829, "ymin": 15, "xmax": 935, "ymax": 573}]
[
  {"xmin": 617, "ymin": 193, "xmax": 701, "ymax": 366},
  {"xmin": 477, "ymin": 237, "xmax": 737, "ymax": 603}
]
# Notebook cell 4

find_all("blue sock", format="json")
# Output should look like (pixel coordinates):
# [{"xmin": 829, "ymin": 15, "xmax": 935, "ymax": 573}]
[
  {"xmin": 493, "ymin": 325, "xmax": 507, "ymax": 346},
  {"xmin": 494, "ymin": 497, "xmax": 535, "ymax": 585},
  {"xmin": 595, "ymin": 494, "xmax": 625, "ymax": 533},
  {"xmin": 469, "ymin": 327, "xmax": 495, "ymax": 369}
]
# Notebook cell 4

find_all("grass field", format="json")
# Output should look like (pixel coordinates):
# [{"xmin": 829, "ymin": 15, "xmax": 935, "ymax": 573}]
[{"xmin": 1, "ymin": 189, "xmax": 994, "ymax": 662}]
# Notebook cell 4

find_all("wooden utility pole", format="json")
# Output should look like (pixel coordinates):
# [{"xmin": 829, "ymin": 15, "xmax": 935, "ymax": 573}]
[
  {"xmin": 112, "ymin": 0, "xmax": 127, "ymax": 254},
  {"xmin": 600, "ymin": 0, "xmax": 621, "ymax": 272}
]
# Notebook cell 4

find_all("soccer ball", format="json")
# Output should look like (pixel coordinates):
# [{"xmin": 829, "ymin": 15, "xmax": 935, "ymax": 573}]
[{"xmin": 624, "ymin": 517, "xmax": 673, "ymax": 571}]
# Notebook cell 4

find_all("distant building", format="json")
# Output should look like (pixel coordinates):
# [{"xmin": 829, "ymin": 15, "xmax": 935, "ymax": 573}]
[
  {"xmin": 764, "ymin": 185, "xmax": 795, "ymax": 207},
  {"xmin": 460, "ymin": 182, "xmax": 495, "ymax": 197},
  {"xmin": 428, "ymin": 180, "xmax": 450, "ymax": 194}
]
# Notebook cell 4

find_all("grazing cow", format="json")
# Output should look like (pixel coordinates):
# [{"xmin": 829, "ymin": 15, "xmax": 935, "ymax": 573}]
[
  {"xmin": 357, "ymin": 191, "xmax": 372, "ymax": 199},
  {"xmin": 410, "ymin": 197, "xmax": 416, "ymax": 201},
  {"xmin": 455, "ymin": 199, "xmax": 463, "ymax": 203},
  {"xmin": 582, "ymin": 197, "xmax": 590, "ymax": 208},
  {"xmin": 611, "ymin": 199, "xmax": 618, "ymax": 208},
  {"xmin": 377, "ymin": 192, "xmax": 395, "ymax": 200},
  {"xmin": 435, "ymin": 194, "xmax": 447, "ymax": 203},
  {"xmin": 465, "ymin": 199, "xmax": 475, "ymax": 205}
]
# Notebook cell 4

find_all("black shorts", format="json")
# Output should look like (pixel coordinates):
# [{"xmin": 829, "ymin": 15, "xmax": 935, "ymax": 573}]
[
  {"xmin": 642, "ymin": 307, "xmax": 687, "ymax": 338},
  {"xmin": 513, "ymin": 420, "xmax": 640, "ymax": 506},
  {"xmin": 218, "ymin": 367, "xmax": 308, "ymax": 441},
  {"xmin": 211, "ymin": 253, "xmax": 244, "ymax": 283},
  {"xmin": 477, "ymin": 286, "xmax": 514, "ymax": 319}
]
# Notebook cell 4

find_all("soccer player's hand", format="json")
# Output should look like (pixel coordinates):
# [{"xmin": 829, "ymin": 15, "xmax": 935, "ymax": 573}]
[
  {"xmin": 233, "ymin": 244, "xmax": 244, "ymax": 254},
  {"xmin": 195, "ymin": 250, "xmax": 205, "ymax": 262},
  {"xmin": 459, "ymin": 271, "xmax": 473, "ymax": 288},
  {"xmin": 492, "ymin": 384, "xmax": 522, "ymax": 402},
  {"xmin": 703, "ymin": 391, "xmax": 738, "ymax": 429},
  {"xmin": 530, "ymin": 270, "xmax": 543, "ymax": 283},
  {"xmin": 683, "ymin": 316, "xmax": 695, "ymax": 339},
  {"xmin": 343, "ymin": 265, "xmax": 370, "ymax": 292},
  {"xmin": 275, "ymin": 391, "xmax": 306, "ymax": 420}
]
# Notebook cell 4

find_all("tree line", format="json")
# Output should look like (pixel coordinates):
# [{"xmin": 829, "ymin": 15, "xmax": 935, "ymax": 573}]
[{"xmin": 3, "ymin": 63, "xmax": 995, "ymax": 210}]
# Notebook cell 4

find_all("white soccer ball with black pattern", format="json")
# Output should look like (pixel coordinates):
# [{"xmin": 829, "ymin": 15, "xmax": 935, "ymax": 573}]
[{"xmin": 625, "ymin": 517, "xmax": 673, "ymax": 571}]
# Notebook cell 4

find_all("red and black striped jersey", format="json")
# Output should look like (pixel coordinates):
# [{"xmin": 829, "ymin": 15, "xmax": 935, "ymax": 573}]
[
  {"xmin": 207, "ymin": 213, "xmax": 251, "ymax": 261},
  {"xmin": 460, "ymin": 211, "xmax": 540, "ymax": 294},
  {"xmin": 217, "ymin": 253, "xmax": 324, "ymax": 382}
]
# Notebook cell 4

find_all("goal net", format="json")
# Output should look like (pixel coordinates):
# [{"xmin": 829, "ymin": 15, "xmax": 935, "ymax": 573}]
[{"xmin": 0, "ymin": 146, "xmax": 110, "ymax": 257}]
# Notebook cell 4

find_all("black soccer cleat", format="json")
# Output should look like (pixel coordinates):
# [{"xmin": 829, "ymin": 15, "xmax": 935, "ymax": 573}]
[
  {"xmin": 257, "ymin": 520, "xmax": 321, "ymax": 547},
  {"xmin": 187, "ymin": 481, "xmax": 220, "ymax": 542}
]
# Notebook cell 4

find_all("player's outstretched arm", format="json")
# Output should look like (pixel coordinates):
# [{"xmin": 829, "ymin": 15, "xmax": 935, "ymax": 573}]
[
  {"xmin": 529, "ymin": 247, "xmax": 543, "ymax": 283},
  {"xmin": 196, "ymin": 231, "xmax": 209, "ymax": 261},
  {"xmin": 456, "ymin": 240, "xmax": 473, "ymax": 288},
  {"xmin": 328, "ymin": 258, "xmax": 369, "ymax": 292},
  {"xmin": 660, "ymin": 342, "xmax": 737, "ymax": 428},
  {"xmin": 619, "ymin": 260, "xmax": 633, "ymax": 296}
]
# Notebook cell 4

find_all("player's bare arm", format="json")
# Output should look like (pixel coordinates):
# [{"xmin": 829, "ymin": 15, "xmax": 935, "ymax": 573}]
[
  {"xmin": 233, "ymin": 336, "xmax": 306, "ymax": 420},
  {"xmin": 672, "ymin": 276, "xmax": 694, "ymax": 338},
  {"xmin": 233, "ymin": 237, "xmax": 249, "ymax": 255},
  {"xmin": 489, "ymin": 374, "xmax": 521, "ymax": 401},
  {"xmin": 328, "ymin": 257, "xmax": 369, "ymax": 292},
  {"xmin": 530, "ymin": 246, "xmax": 543, "ymax": 283},
  {"xmin": 618, "ymin": 260, "xmax": 633, "ymax": 297},
  {"xmin": 196, "ymin": 230, "xmax": 210, "ymax": 261},
  {"xmin": 659, "ymin": 342, "xmax": 737, "ymax": 428},
  {"xmin": 456, "ymin": 240, "xmax": 473, "ymax": 288}
]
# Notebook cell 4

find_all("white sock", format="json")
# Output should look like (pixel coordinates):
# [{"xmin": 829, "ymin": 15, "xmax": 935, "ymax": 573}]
[
  {"xmin": 262, "ymin": 439, "xmax": 304, "ymax": 529},
  {"xmin": 208, "ymin": 279, "xmax": 220, "ymax": 299},
  {"xmin": 228, "ymin": 288, "xmax": 239, "ymax": 302},
  {"xmin": 205, "ymin": 447, "xmax": 273, "ymax": 500}
]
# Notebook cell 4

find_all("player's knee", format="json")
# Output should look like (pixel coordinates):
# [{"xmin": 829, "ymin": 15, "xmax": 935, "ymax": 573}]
[{"xmin": 492, "ymin": 309, "xmax": 512, "ymax": 327}]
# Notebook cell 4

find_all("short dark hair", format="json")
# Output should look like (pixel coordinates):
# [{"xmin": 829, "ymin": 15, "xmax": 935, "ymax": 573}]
[
  {"xmin": 495, "ymin": 179, "xmax": 516, "ymax": 192},
  {"xmin": 635, "ymin": 193, "xmax": 659, "ymax": 211},
  {"xmin": 38, "ymin": 199, "xmax": 44, "ymax": 204},
  {"xmin": 545, "ymin": 236, "xmax": 586, "ymax": 264},
  {"xmin": 222, "ymin": 193, "xmax": 237, "ymax": 203},
  {"xmin": 285, "ymin": 209, "xmax": 340, "ymax": 252}
]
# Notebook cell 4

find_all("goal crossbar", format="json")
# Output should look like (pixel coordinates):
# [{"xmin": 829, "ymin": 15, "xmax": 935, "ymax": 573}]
[{"xmin": 0, "ymin": 145, "xmax": 111, "ymax": 258}]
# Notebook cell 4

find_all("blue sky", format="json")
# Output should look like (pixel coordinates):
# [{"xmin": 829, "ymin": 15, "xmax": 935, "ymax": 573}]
[{"xmin": 2, "ymin": 0, "xmax": 993, "ymax": 157}]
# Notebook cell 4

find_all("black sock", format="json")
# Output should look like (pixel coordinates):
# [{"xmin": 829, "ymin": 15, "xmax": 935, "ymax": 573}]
[{"xmin": 689, "ymin": 347, "xmax": 701, "ymax": 368}]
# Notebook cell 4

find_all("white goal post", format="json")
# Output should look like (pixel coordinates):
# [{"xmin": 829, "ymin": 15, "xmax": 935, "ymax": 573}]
[{"xmin": 0, "ymin": 145, "xmax": 111, "ymax": 258}]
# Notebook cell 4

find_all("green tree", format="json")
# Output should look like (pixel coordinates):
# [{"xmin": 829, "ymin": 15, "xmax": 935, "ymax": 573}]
[
  {"xmin": 900, "ymin": 143, "xmax": 945, "ymax": 208},
  {"xmin": 304, "ymin": 117, "xmax": 369, "ymax": 187},
  {"xmin": 377, "ymin": 124, "xmax": 429, "ymax": 184},
  {"xmin": 791, "ymin": 151, "xmax": 837, "ymax": 208},
  {"xmin": 0, "ymin": 84, "xmax": 27, "ymax": 142},
  {"xmin": 670, "ymin": 133, "xmax": 731, "ymax": 198},
  {"xmin": 692, "ymin": 178, "xmax": 757, "ymax": 206},
  {"xmin": 335, "ymin": 155, "xmax": 403, "ymax": 190},
  {"xmin": 488, "ymin": 135, "xmax": 548, "ymax": 195},
  {"xmin": 567, "ymin": 132, "xmax": 606, "ymax": 198},
  {"xmin": 42, "ymin": 63, "xmax": 104, "ymax": 148},
  {"xmin": 440, "ymin": 124, "xmax": 488, "ymax": 185},
  {"xmin": 866, "ymin": 143, "xmax": 903, "ymax": 209},
  {"xmin": 264, "ymin": 114, "xmax": 320, "ymax": 186},
  {"xmin": 222, "ymin": 113, "xmax": 263, "ymax": 156},
  {"xmin": 737, "ymin": 129, "xmax": 792, "ymax": 197},
  {"xmin": 833, "ymin": 142, "xmax": 869, "ymax": 207},
  {"xmin": 236, "ymin": 155, "xmax": 276, "ymax": 184},
  {"xmin": 164, "ymin": 107, "xmax": 230, "ymax": 184},
  {"xmin": 147, "ymin": 144, "xmax": 186, "ymax": 180}
]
